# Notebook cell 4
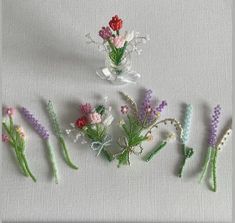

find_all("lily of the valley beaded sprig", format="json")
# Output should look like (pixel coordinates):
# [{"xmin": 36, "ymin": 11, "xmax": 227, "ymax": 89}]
[
  {"xmin": 86, "ymin": 15, "xmax": 149, "ymax": 84},
  {"xmin": 115, "ymin": 90, "xmax": 183, "ymax": 167},
  {"xmin": 65, "ymin": 99, "xmax": 114, "ymax": 161},
  {"xmin": 47, "ymin": 100, "xmax": 78, "ymax": 170},
  {"xmin": 2, "ymin": 108, "xmax": 36, "ymax": 182},
  {"xmin": 178, "ymin": 104, "xmax": 194, "ymax": 178},
  {"xmin": 199, "ymin": 105, "xmax": 232, "ymax": 192},
  {"xmin": 20, "ymin": 107, "xmax": 59, "ymax": 184}
]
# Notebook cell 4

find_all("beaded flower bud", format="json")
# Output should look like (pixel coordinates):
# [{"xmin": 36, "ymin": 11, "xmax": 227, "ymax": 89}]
[
  {"xmin": 21, "ymin": 107, "xmax": 49, "ymax": 140},
  {"xmin": 208, "ymin": 105, "xmax": 221, "ymax": 147},
  {"xmin": 47, "ymin": 101, "xmax": 62, "ymax": 137},
  {"xmin": 182, "ymin": 104, "xmax": 193, "ymax": 144}
]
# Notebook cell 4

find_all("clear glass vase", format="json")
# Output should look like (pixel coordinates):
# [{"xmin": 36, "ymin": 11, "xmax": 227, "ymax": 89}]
[{"xmin": 96, "ymin": 54, "xmax": 141, "ymax": 85}]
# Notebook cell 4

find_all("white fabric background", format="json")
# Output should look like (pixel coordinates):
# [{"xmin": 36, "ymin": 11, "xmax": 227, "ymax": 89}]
[{"xmin": 2, "ymin": 0, "xmax": 232, "ymax": 222}]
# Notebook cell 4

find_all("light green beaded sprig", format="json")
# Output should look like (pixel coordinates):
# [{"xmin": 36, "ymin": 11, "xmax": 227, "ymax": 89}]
[
  {"xmin": 47, "ymin": 100, "xmax": 78, "ymax": 170},
  {"xmin": 178, "ymin": 104, "xmax": 194, "ymax": 178}
]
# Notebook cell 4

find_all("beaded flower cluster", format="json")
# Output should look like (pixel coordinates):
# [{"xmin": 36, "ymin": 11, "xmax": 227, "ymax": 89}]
[
  {"xmin": 115, "ymin": 90, "xmax": 182, "ymax": 167},
  {"xmin": 65, "ymin": 98, "xmax": 114, "ymax": 161},
  {"xmin": 86, "ymin": 15, "xmax": 149, "ymax": 66},
  {"xmin": 1, "ymin": 99, "xmax": 232, "ymax": 192}
]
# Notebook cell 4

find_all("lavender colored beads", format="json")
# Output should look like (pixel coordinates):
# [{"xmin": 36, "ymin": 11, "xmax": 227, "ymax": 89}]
[
  {"xmin": 208, "ymin": 105, "xmax": 221, "ymax": 147},
  {"xmin": 21, "ymin": 107, "xmax": 49, "ymax": 140},
  {"xmin": 138, "ymin": 89, "xmax": 153, "ymax": 122},
  {"xmin": 156, "ymin": 100, "xmax": 167, "ymax": 113}
]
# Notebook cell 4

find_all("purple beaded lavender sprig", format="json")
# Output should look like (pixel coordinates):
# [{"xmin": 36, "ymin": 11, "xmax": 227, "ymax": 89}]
[
  {"xmin": 138, "ymin": 89, "xmax": 152, "ymax": 122},
  {"xmin": 20, "ymin": 107, "xmax": 49, "ymax": 140},
  {"xmin": 208, "ymin": 105, "xmax": 221, "ymax": 147},
  {"xmin": 156, "ymin": 100, "xmax": 167, "ymax": 113},
  {"xmin": 138, "ymin": 90, "xmax": 167, "ymax": 126}
]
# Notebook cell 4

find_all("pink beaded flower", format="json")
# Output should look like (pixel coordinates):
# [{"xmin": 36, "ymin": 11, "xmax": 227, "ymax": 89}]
[
  {"xmin": 5, "ymin": 107, "xmax": 15, "ymax": 116},
  {"xmin": 99, "ymin": 26, "xmax": 112, "ymax": 40},
  {"xmin": 111, "ymin": 36, "xmax": 126, "ymax": 48},
  {"xmin": 88, "ymin": 112, "xmax": 102, "ymax": 124},
  {"xmin": 121, "ymin": 105, "xmax": 129, "ymax": 114},
  {"xmin": 2, "ymin": 134, "xmax": 9, "ymax": 143},
  {"xmin": 80, "ymin": 103, "xmax": 92, "ymax": 114}
]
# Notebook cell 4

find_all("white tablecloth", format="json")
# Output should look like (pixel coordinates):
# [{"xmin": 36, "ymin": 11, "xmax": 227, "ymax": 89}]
[{"xmin": 2, "ymin": 0, "xmax": 232, "ymax": 222}]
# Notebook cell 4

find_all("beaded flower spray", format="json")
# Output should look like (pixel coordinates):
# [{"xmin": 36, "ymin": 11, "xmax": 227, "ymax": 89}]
[
  {"xmin": 47, "ymin": 101, "xmax": 78, "ymax": 170},
  {"xmin": 2, "ymin": 108, "xmax": 36, "ymax": 182},
  {"xmin": 177, "ymin": 104, "xmax": 194, "ymax": 178},
  {"xmin": 199, "ymin": 105, "xmax": 232, "ymax": 192},
  {"xmin": 65, "ymin": 98, "xmax": 114, "ymax": 161},
  {"xmin": 86, "ymin": 15, "xmax": 149, "ymax": 84},
  {"xmin": 20, "ymin": 107, "xmax": 59, "ymax": 184},
  {"xmin": 115, "ymin": 90, "xmax": 182, "ymax": 167}
]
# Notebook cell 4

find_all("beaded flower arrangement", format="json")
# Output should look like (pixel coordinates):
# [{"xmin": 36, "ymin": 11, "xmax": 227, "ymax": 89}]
[
  {"xmin": 86, "ymin": 15, "xmax": 149, "ymax": 84},
  {"xmin": 65, "ymin": 99, "xmax": 114, "ymax": 161},
  {"xmin": 115, "ymin": 90, "xmax": 183, "ymax": 167},
  {"xmin": 2, "ymin": 108, "xmax": 36, "ymax": 182},
  {"xmin": 199, "ymin": 105, "xmax": 232, "ymax": 192},
  {"xmin": 20, "ymin": 107, "xmax": 59, "ymax": 184}
]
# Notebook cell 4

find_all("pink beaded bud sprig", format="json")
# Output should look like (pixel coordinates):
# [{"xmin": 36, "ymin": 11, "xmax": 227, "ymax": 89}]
[{"xmin": 2, "ymin": 107, "xmax": 36, "ymax": 182}]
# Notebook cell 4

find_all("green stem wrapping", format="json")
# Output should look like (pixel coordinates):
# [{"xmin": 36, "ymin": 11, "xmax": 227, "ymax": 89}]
[
  {"xmin": 199, "ymin": 147, "xmax": 213, "ymax": 183},
  {"xmin": 211, "ymin": 149, "xmax": 218, "ymax": 192},
  {"xmin": 101, "ymin": 149, "xmax": 114, "ymax": 162},
  {"xmin": 117, "ymin": 149, "xmax": 130, "ymax": 167},
  {"xmin": 178, "ymin": 144, "xmax": 194, "ymax": 178},
  {"xmin": 107, "ymin": 39, "xmax": 117, "ymax": 53},
  {"xmin": 59, "ymin": 136, "xmax": 78, "ymax": 169},
  {"xmin": 178, "ymin": 157, "xmax": 186, "ymax": 178},
  {"xmin": 14, "ymin": 146, "xmax": 29, "ymax": 177},
  {"xmin": 144, "ymin": 141, "xmax": 167, "ymax": 162},
  {"xmin": 116, "ymin": 30, "xmax": 120, "ymax": 36},
  {"xmin": 21, "ymin": 154, "xmax": 36, "ymax": 182},
  {"xmin": 46, "ymin": 140, "xmax": 59, "ymax": 184}
]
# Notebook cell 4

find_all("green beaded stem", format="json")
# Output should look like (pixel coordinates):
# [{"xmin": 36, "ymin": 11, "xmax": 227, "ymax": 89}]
[
  {"xmin": 144, "ymin": 141, "xmax": 167, "ymax": 162},
  {"xmin": 46, "ymin": 140, "xmax": 59, "ymax": 184},
  {"xmin": 58, "ymin": 136, "xmax": 78, "ymax": 169},
  {"xmin": 211, "ymin": 149, "xmax": 218, "ymax": 192},
  {"xmin": 199, "ymin": 147, "xmax": 213, "ymax": 183},
  {"xmin": 21, "ymin": 154, "xmax": 37, "ymax": 182},
  {"xmin": 178, "ymin": 144, "xmax": 194, "ymax": 178}
]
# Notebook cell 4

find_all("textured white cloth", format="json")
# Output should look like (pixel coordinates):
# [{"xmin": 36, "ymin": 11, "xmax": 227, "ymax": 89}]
[{"xmin": 2, "ymin": 0, "xmax": 232, "ymax": 222}]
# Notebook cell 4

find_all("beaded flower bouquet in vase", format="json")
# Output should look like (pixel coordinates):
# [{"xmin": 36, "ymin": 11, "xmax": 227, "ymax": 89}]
[{"xmin": 86, "ymin": 15, "xmax": 149, "ymax": 85}]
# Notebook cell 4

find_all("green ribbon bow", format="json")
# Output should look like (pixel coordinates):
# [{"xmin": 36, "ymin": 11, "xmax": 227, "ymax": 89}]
[{"xmin": 90, "ymin": 135, "xmax": 112, "ymax": 156}]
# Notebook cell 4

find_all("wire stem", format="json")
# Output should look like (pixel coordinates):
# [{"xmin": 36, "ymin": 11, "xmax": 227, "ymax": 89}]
[{"xmin": 199, "ymin": 147, "xmax": 212, "ymax": 183}]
